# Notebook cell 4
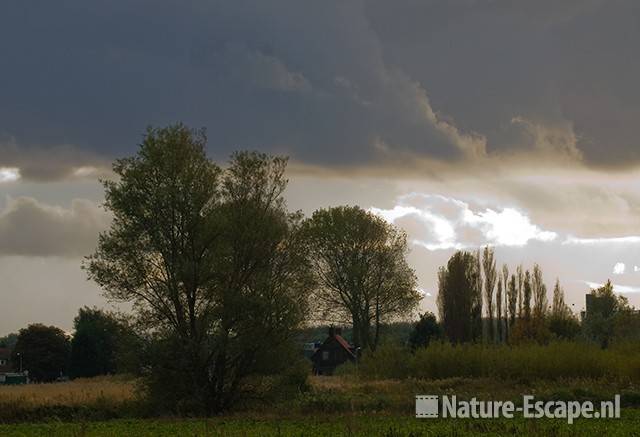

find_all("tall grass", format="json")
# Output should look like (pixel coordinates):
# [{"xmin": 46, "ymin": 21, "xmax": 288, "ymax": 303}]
[
  {"xmin": 338, "ymin": 341, "xmax": 640, "ymax": 381},
  {"xmin": 0, "ymin": 375, "xmax": 137, "ymax": 407},
  {"xmin": 0, "ymin": 375, "xmax": 142, "ymax": 423}
]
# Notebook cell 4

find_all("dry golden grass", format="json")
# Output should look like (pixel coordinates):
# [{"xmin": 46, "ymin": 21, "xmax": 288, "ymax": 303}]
[
  {"xmin": 0, "ymin": 375, "xmax": 138, "ymax": 407},
  {"xmin": 309, "ymin": 375, "xmax": 402, "ymax": 393}
]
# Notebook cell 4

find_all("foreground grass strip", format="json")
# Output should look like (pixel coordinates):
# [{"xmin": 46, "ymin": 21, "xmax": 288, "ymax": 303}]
[{"xmin": 1, "ymin": 412, "xmax": 640, "ymax": 437}]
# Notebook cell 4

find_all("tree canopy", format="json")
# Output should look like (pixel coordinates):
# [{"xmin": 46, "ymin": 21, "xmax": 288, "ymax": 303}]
[
  {"xmin": 301, "ymin": 205, "xmax": 419, "ymax": 351},
  {"xmin": 437, "ymin": 251, "xmax": 483, "ymax": 343},
  {"xmin": 85, "ymin": 124, "xmax": 312, "ymax": 413},
  {"xmin": 12, "ymin": 324, "xmax": 70, "ymax": 382},
  {"xmin": 69, "ymin": 307, "xmax": 133, "ymax": 378}
]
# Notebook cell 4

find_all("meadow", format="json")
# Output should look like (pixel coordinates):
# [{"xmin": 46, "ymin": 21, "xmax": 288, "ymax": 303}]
[
  {"xmin": 2, "ymin": 413, "xmax": 640, "ymax": 437},
  {"xmin": 1, "ymin": 342, "xmax": 640, "ymax": 435},
  {"xmin": 0, "ymin": 376, "xmax": 136, "ymax": 407},
  {"xmin": 336, "ymin": 341, "xmax": 640, "ymax": 381}
]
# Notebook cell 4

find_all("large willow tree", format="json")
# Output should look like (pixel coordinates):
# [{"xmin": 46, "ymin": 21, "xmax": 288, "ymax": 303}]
[{"xmin": 85, "ymin": 124, "xmax": 312, "ymax": 413}]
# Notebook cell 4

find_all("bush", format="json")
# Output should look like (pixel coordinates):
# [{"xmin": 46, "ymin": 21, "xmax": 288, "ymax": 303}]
[
  {"xmin": 344, "ymin": 341, "xmax": 640, "ymax": 382},
  {"xmin": 547, "ymin": 315, "xmax": 581, "ymax": 341},
  {"xmin": 408, "ymin": 312, "xmax": 443, "ymax": 350}
]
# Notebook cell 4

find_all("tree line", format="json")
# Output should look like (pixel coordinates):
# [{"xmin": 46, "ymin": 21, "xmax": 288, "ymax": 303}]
[
  {"xmin": 0, "ymin": 307, "xmax": 137, "ymax": 383},
  {"xmin": 431, "ymin": 247, "xmax": 636, "ymax": 348}
]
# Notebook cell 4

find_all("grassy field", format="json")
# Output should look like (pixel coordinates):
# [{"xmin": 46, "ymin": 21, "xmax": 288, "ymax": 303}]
[
  {"xmin": 336, "ymin": 341, "xmax": 640, "ymax": 381},
  {"xmin": 1, "ymin": 374, "xmax": 640, "ymax": 435},
  {"xmin": 1, "ymin": 413, "xmax": 640, "ymax": 436},
  {"xmin": 0, "ymin": 376, "xmax": 136, "ymax": 407}
]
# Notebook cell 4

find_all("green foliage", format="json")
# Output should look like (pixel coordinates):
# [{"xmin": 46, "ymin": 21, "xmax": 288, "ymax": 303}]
[
  {"xmin": 522, "ymin": 270, "xmax": 532, "ymax": 320},
  {"xmin": 346, "ymin": 341, "xmax": 640, "ymax": 382},
  {"xmin": 507, "ymin": 274, "xmax": 518, "ymax": 327},
  {"xmin": 301, "ymin": 206, "xmax": 419, "ymax": 351},
  {"xmin": 337, "ymin": 343, "xmax": 411, "ymax": 380},
  {"xmin": 583, "ymin": 280, "xmax": 631, "ymax": 348},
  {"xmin": 12, "ymin": 324, "xmax": 70, "ymax": 382},
  {"xmin": 5, "ymin": 412, "xmax": 640, "ymax": 437},
  {"xmin": 547, "ymin": 315, "xmax": 581, "ymax": 341},
  {"xmin": 509, "ymin": 318, "xmax": 552, "ymax": 345},
  {"xmin": 436, "ymin": 251, "xmax": 482, "ymax": 343},
  {"xmin": 544, "ymin": 279, "xmax": 581, "ymax": 340},
  {"xmin": 0, "ymin": 333, "xmax": 18, "ymax": 350},
  {"xmin": 531, "ymin": 264, "xmax": 548, "ymax": 321},
  {"xmin": 481, "ymin": 247, "xmax": 497, "ymax": 341},
  {"xmin": 85, "ymin": 124, "xmax": 312, "ymax": 414},
  {"xmin": 613, "ymin": 311, "xmax": 640, "ymax": 342},
  {"xmin": 69, "ymin": 307, "xmax": 136, "ymax": 378},
  {"xmin": 408, "ymin": 312, "xmax": 442, "ymax": 350}
]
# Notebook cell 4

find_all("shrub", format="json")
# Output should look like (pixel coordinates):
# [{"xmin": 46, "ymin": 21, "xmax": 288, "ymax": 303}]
[{"xmin": 347, "ymin": 341, "xmax": 640, "ymax": 382}]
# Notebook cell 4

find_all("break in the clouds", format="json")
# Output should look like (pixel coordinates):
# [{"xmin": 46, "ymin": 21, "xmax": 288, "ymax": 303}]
[{"xmin": 370, "ymin": 194, "xmax": 557, "ymax": 250}]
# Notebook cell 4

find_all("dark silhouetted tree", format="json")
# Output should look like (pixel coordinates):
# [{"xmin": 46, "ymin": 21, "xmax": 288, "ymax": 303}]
[
  {"xmin": 85, "ymin": 124, "xmax": 312, "ymax": 413},
  {"xmin": 12, "ymin": 324, "xmax": 70, "ymax": 382},
  {"xmin": 69, "ymin": 307, "xmax": 132, "ymax": 378},
  {"xmin": 547, "ymin": 279, "xmax": 580, "ymax": 340},
  {"xmin": 437, "ymin": 251, "xmax": 482, "ymax": 343},
  {"xmin": 0, "ymin": 333, "xmax": 18, "ymax": 349},
  {"xmin": 551, "ymin": 279, "xmax": 570, "ymax": 319},
  {"xmin": 532, "ymin": 264, "xmax": 548, "ymax": 320},
  {"xmin": 523, "ymin": 270, "xmax": 532, "ymax": 321},
  {"xmin": 471, "ymin": 250, "xmax": 483, "ymax": 342},
  {"xmin": 584, "ymin": 280, "xmax": 628, "ymax": 348},
  {"xmin": 409, "ymin": 312, "xmax": 443, "ymax": 349},
  {"xmin": 482, "ymin": 247, "xmax": 497, "ymax": 342},
  {"xmin": 496, "ymin": 276, "xmax": 503, "ymax": 343},
  {"xmin": 302, "ymin": 206, "xmax": 420, "ymax": 352},
  {"xmin": 501, "ymin": 264, "xmax": 510, "ymax": 342},
  {"xmin": 507, "ymin": 274, "xmax": 518, "ymax": 329},
  {"xmin": 517, "ymin": 265, "xmax": 524, "ymax": 318}
]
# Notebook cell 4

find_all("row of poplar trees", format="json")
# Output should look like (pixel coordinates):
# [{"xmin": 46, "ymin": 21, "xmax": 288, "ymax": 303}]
[{"xmin": 436, "ymin": 247, "xmax": 574, "ymax": 344}]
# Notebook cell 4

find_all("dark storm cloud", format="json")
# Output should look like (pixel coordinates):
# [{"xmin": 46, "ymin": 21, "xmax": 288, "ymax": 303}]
[
  {"xmin": 1, "ymin": 0, "xmax": 639, "ymax": 180},
  {"xmin": 0, "ymin": 0, "xmax": 483, "ymax": 181},
  {"xmin": 364, "ymin": 0, "xmax": 640, "ymax": 166}
]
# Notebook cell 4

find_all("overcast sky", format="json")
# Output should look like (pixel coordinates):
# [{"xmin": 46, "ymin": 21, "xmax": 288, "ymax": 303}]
[{"xmin": 2, "ymin": 0, "xmax": 640, "ymax": 333}]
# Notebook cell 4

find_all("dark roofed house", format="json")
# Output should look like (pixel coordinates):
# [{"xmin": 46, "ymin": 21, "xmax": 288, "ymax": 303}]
[{"xmin": 311, "ymin": 327, "xmax": 356, "ymax": 375}]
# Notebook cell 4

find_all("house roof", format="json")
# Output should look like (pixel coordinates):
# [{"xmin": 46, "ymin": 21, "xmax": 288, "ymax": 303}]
[
  {"xmin": 311, "ymin": 333, "xmax": 356, "ymax": 361},
  {"xmin": 334, "ymin": 335, "xmax": 356, "ymax": 358}
]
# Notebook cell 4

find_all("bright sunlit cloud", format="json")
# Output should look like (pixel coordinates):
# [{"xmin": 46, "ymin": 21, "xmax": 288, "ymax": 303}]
[
  {"xmin": 583, "ymin": 280, "xmax": 640, "ymax": 293},
  {"xmin": 463, "ymin": 207, "xmax": 557, "ymax": 246},
  {"xmin": 564, "ymin": 236, "xmax": 640, "ymax": 245},
  {"xmin": 0, "ymin": 167, "xmax": 20, "ymax": 183},
  {"xmin": 370, "ymin": 194, "xmax": 557, "ymax": 251}
]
